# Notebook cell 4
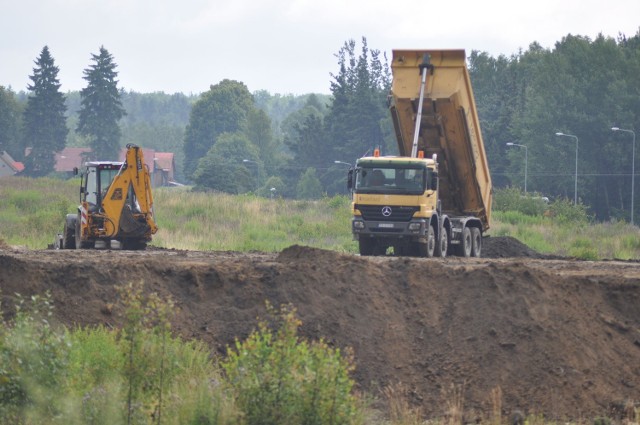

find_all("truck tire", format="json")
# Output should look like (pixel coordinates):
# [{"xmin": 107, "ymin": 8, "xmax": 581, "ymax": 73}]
[
  {"xmin": 359, "ymin": 237, "xmax": 376, "ymax": 256},
  {"xmin": 62, "ymin": 214, "xmax": 76, "ymax": 249},
  {"xmin": 419, "ymin": 224, "xmax": 436, "ymax": 257},
  {"xmin": 435, "ymin": 226, "xmax": 448, "ymax": 258},
  {"xmin": 471, "ymin": 227, "xmax": 482, "ymax": 257},
  {"xmin": 458, "ymin": 226, "xmax": 472, "ymax": 257}
]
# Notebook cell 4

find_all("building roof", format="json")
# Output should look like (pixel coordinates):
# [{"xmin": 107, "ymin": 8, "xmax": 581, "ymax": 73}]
[
  {"xmin": 118, "ymin": 148, "xmax": 156, "ymax": 172},
  {"xmin": 0, "ymin": 151, "xmax": 24, "ymax": 173},
  {"xmin": 54, "ymin": 147, "xmax": 175, "ymax": 177},
  {"xmin": 154, "ymin": 152, "xmax": 174, "ymax": 170},
  {"xmin": 54, "ymin": 147, "xmax": 92, "ymax": 172}
]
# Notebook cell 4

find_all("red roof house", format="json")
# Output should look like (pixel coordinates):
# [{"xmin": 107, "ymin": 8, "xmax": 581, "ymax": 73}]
[{"xmin": 0, "ymin": 151, "xmax": 24, "ymax": 177}]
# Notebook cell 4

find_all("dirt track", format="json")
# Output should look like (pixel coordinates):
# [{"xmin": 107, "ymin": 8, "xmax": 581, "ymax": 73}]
[{"xmin": 1, "ymin": 237, "xmax": 639, "ymax": 420}]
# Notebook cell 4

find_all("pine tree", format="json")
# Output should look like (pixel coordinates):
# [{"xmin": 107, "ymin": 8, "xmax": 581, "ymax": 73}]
[
  {"xmin": 22, "ymin": 46, "xmax": 68, "ymax": 177},
  {"xmin": 77, "ymin": 46, "xmax": 126, "ymax": 161},
  {"xmin": 0, "ymin": 86, "xmax": 23, "ymax": 160}
]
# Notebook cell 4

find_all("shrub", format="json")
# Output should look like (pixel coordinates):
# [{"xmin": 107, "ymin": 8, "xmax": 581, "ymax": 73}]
[
  {"xmin": 548, "ymin": 198, "xmax": 591, "ymax": 225},
  {"xmin": 222, "ymin": 303, "xmax": 362, "ymax": 425},
  {"xmin": 493, "ymin": 187, "xmax": 548, "ymax": 216},
  {"xmin": 0, "ymin": 293, "xmax": 70, "ymax": 422}
]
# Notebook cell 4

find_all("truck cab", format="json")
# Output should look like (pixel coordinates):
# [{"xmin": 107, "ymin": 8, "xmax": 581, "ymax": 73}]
[{"xmin": 350, "ymin": 153, "xmax": 448, "ymax": 256}]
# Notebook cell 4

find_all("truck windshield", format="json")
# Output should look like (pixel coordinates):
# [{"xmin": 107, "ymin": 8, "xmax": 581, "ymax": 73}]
[{"xmin": 355, "ymin": 166, "xmax": 426, "ymax": 194}]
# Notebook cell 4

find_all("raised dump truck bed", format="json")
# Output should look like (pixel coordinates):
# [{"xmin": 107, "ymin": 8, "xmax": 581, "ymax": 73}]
[{"xmin": 389, "ymin": 49, "xmax": 492, "ymax": 230}]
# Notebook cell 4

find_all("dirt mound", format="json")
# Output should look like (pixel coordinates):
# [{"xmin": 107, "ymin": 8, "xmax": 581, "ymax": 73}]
[
  {"xmin": 483, "ymin": 236, "xmax": 547, "ymax": 258},
  {"xmin": 1, "ymin": 241, "xmax": 639, "ymax": 420}
]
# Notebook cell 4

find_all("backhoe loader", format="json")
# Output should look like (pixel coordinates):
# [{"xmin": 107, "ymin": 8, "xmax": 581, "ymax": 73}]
[{"xmin": 54, "ymin": 144, "xmax": 158, "ymax": 250}]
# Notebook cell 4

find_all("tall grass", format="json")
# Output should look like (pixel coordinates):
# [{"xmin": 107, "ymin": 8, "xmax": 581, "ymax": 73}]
[
  {"xmin": 0, "ymin": 177, "xmax": 77, "ymax": 248},
  {"xmin": 1, "ymin": 176, "xmax": 640, "ymax": 259},
  {"xmin": 153, "ymin": 187, "xmax": 356, "ymax": 252},
  {"xmin": 490, "ymin": 208, "xmax": 640, "ymax": 260}
]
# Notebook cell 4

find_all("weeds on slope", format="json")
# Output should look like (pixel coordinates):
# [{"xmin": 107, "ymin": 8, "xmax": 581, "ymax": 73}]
[{"xmin": 0, "ymin": 285, "xmax": 362, "ymax": 424}]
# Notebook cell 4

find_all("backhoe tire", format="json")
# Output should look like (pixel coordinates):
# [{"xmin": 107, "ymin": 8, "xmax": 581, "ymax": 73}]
[
  {"xmin": 62, "ymin": 214, "xmax": 76, "ymax": 249},
  {"xmin": 75, "ymin": 214, "xmax": 94, "ymax": 249},
  {"xmin": 458, "ymin": 226, "xmax": 472, "ymax": 257},
  {"xmin": 434, "ymin": 226, "xmax": 448, "ymax": 258},
  {"xmin": 471, "ymin": 227, "xmax": 482, "ymax": 257}
]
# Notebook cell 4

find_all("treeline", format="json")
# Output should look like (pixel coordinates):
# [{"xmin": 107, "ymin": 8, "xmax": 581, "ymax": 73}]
[
  {"xmin": 1, "ymin": 33, "xmax": 640, "ymax": 219},
  {"xmin": 471, "ymin": 32, "xmax": 640, "ymax": 220}
]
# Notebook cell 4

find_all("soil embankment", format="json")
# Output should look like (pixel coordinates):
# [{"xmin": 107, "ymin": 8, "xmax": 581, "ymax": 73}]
[{"xmin": 0, "ymin": 237, "xmax": 638, "ymax": 419}]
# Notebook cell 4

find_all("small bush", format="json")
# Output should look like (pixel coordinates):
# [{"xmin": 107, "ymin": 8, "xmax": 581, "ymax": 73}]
[
  {"xmin": 548, "ymin": 198, "xmax": 591, "ymax": 225},
  {"xmin": 222, "ymin": 303, "xmax": 362, "ymax": 425},
  {"xmin": 0, "ymin": 293, "xmax": 70, "ymax": 422},
  {"xmin": 568, "ymin": 237, "xmax": 599, "ymax": 260},
  {"xmin": 493, "ymin": 187, "xmax": 548, "ymax": 216}
]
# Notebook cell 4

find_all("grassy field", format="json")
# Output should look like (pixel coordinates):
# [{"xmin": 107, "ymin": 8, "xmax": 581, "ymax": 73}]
[
  {"xmin": 1, "ymin": 176, "xmax": 639, "ymax": 259},
  {"xmin": 1, "ymin": 176, "xmax": 639, "ymax": 423}
]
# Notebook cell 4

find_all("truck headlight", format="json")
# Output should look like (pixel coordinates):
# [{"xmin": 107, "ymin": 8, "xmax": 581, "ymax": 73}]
[
  {"xmin": 408, "ymin": 222, "xmax": 422, "ymax": 231},
  {"xmin": 353, "ymin": 221, "xmax": 365, "ymax": 229}
]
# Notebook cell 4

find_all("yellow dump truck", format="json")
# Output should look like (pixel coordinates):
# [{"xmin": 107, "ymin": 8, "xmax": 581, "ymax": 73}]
[{"xmin": 348, "ymin": 49, "xmax": 492, "ymax": 257}]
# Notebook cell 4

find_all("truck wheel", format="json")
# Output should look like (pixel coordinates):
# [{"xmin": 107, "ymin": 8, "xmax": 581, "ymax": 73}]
[
  {"xmin": 419, "ymin": 224, "xmax": 436, "ymax": 257},
  {"xmin": 471, "ymin": 227, "xmax": 482, "ymax": 257},
  {"xmin": 435, "ymin": 226, "xmax": 448, "ymax": 258},
  {"xmin": 359, "ymin": 237, "xmax": 375, "ymax": 256},
  {"xmin": 458, "ymin": 227, "xmax": 472, "ymax": 257},
  {"xmin": 62, "ymin": 214, "xmax": 76, "ymax": 249}
]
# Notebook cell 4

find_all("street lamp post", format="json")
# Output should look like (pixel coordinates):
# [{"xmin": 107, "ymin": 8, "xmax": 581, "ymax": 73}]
[
  {"xmin": 506, "ymin": 142, "xmax": 528, "ymax": 193},
  {"xmin": 555, "ymin": 132, "xmax": 579, "ymax": 205},
  {"xmin": 334, "ymin": 160, "xmax": 353, "ymax": 167},
  {"xmin": 612, "ymin": 127, "xmax": 636, "ymax": 225}
]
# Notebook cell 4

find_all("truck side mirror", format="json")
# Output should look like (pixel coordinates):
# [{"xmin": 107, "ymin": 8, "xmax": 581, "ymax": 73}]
[
  {"xmin": 430, "ymin": 172, "xmax": 438, "ymax": 191},
  {"xmin": 347, "ymin": 169, "xmax": 354, "ymax": 190},
  {"xmin": 73, "ymin": 167, "xmax": 78, "ymax": 176}
]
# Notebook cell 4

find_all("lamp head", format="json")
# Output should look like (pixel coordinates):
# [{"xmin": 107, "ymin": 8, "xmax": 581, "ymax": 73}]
[
  {"xmin": 555, "ymin": 132, "xmax": 564, "ymax": 136},
  {"xmin": 611, "ymin": 127, "xmax": 620, "ymax": 131}
]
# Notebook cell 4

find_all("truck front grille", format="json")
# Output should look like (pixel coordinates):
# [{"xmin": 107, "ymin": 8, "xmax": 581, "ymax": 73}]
[{"xmin": 356, "ymin": 205, "xmax": 419, "ymax": 222}]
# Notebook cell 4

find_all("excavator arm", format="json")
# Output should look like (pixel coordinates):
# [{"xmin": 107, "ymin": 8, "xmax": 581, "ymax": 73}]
[{"xmin": 101, "ymin": 144, "xmax": 158, "ymax": 239}]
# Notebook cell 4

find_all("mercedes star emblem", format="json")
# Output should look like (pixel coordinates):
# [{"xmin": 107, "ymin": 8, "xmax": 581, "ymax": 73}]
[{"xmin": 381, "ymin": 206, "xmax": 392, "ymax": 217}]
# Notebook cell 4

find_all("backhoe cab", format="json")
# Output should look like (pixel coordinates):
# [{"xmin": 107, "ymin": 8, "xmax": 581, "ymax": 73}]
[{"xmin": 54, "ymin": 144, "xmax": 158, "ymax": 250}]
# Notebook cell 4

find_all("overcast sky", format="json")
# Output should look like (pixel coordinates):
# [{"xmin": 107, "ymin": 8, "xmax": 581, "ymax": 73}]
[{"xmin": 1, "ymin": 0, "xmax": 639, "ymax": 95}]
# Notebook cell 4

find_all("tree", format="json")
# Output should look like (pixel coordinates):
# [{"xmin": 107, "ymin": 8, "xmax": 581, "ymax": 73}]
[
  {"xmin": 296, "ymin": 167, "xmax": 323, "ymax": 199},
  {"xmin": 183, "ymin": 80, "xmax": 254, "ymax": 179},
  {"xmin": 246, "ymin": 107, "xmax": 279, "ymax": 169},
  {"xmin": 77, "ymin": 46, "xmax": 126, "ymax": 161},
  {"xmin": 0, "ymin": 86, "xmax": 23, "ymax": 160},
  {"xmin": 21, "ymin": 46, "xmax": 68, "ymax": 176},
  {"xmin": 193, "ymin": 132, "xmax": 259, "ymax": 193},
  {"xmin": 325, "ymin": 38, "xmax": 391, "ymax": 163}
]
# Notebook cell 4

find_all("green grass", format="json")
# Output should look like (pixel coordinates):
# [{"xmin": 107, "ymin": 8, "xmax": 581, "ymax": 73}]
[
  {"xmin": 2, "ymin": 176, "xmax": 640, "ymax": 260},
  {"xmin": 489, "ymin": 210, "xmax": 640, "ymax": 260}
]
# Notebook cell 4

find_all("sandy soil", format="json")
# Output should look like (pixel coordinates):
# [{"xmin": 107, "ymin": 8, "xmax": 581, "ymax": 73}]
[{"xmin": 0, "ymin": 237, "xmax": 639, "ymax": 420}]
